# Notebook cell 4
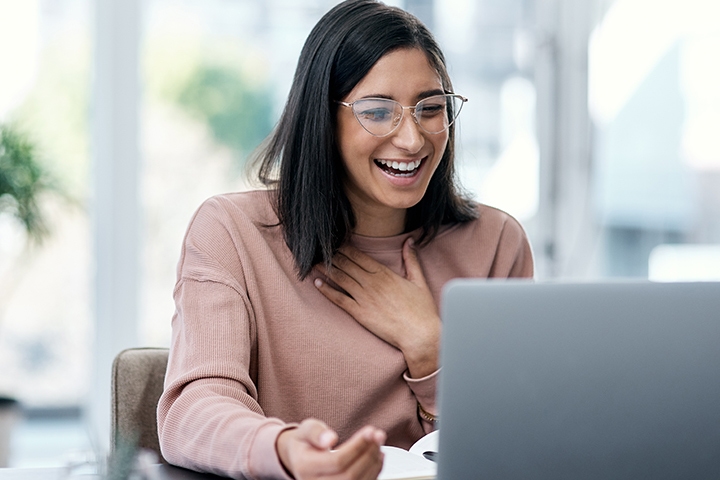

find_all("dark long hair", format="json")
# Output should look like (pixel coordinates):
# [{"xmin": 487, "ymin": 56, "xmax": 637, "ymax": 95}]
[{"xmin": 256, "ymin": 0, "xmax": 477, "ymax": 279}]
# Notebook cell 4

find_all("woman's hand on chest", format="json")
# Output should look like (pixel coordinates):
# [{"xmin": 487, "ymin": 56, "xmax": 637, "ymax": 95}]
[{"xmin": 314, "ymin": 237, "xmax": 441, "ymax": 378}]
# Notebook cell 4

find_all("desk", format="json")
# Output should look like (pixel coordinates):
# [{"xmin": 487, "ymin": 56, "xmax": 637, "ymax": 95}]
[
  {"xmin": 0, "ymin": 465, "xmax": 224, "ymax": 480},
  {"xmin": 0, "ymin": 468, "xmax": 90, "ymax": 480}
]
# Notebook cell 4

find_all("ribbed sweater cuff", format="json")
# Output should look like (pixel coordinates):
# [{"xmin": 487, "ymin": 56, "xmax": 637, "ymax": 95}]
[
  {"xmin": 403, "ymin": 368, "xmax": 439, "ymax": 413},
  {"xmin": 246, "ymin": 422, "xmax": 297, "ymax": 480}
]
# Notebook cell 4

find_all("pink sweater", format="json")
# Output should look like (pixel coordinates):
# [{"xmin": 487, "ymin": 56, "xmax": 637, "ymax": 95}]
[{"xmin": 157, "ymin": 190, "xmax": 533, "ymax": 479}]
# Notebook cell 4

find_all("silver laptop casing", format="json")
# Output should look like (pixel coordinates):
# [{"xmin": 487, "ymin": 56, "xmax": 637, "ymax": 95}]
[{"xmin": 437, "ymin": 280, "xmax": 720, "ymax": 479}]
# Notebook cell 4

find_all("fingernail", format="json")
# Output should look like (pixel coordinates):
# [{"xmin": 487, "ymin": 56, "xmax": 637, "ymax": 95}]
[
  {"xmin": 408, "ymin": 237, "xmax": 415, "ymax": 247},
  {"xmin": 314, "ymin": 278, "xmax": 323, "ymax": 288}
]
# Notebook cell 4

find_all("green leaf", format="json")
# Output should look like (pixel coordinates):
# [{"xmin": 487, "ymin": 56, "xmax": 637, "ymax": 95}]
[{"xmin": 0, "ymin": 123, "xmax": 56, "ymax": 241}]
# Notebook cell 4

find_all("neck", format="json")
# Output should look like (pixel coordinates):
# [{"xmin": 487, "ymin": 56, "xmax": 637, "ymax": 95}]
[{"xmin": 352, "ymin": 206, "xmax": 407, "ymax": 237}]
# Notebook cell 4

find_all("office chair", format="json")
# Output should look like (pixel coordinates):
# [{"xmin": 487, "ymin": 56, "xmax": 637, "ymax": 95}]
[{"xmin": 111, "ymin": 347, "xmax": 169, "ymax": 461}]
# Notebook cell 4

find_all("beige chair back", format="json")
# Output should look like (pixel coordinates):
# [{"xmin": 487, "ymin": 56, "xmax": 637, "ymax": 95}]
[{"xmin": 111, "ymin": 347, "xmax": 169, "ymax": 460}]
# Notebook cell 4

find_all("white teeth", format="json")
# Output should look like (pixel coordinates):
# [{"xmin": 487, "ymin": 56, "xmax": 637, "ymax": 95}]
[{"xmin": 377, "ymin": 159, "xmax": 422, "ymax": 173}]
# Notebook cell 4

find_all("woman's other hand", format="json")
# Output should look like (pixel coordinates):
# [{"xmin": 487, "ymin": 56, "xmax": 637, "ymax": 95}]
[
  {"xmin": 276, "ymin": 419, "xmax": 386, "ymax": 480},
  {"xmin": 314, "ymin": 238, "xmax": 441, "ymax": 378}
]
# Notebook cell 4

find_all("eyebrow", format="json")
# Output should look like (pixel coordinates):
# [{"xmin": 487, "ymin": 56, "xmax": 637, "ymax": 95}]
[
  {"xmin": 357, "ymin": 89, "xmax": 446, "ymax": 102},
  {"xmin": 416, "ymin": 88, "xmax": 446, "ymax": 99}
]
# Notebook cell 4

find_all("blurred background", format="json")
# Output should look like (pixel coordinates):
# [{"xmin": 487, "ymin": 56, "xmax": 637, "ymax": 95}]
[{"xmin": 0, "ymin": 0, "xmax": 719, "ymax": 468}]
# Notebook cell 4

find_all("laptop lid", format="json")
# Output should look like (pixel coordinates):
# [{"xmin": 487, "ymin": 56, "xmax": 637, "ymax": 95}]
[{"xmin": 437, "ymin": 280, "xmax": 720, "ymax": 479}]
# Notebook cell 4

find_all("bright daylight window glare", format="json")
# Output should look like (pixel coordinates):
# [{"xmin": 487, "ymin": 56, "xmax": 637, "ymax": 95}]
[
  {"xmin": 0, "ymin": 0, "xmax": 718, "ymax": 469},
  {"xmin": 589, "ymin": 0, "xmax": 720, "ymax": 278},
  {"xmin": 1, "ymin": 0, "xmax": 93, "ymax": 468}
]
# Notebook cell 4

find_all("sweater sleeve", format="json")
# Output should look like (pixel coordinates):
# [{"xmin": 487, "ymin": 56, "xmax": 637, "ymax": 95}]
[
  {"xmin": 403, "ymin": 369, "xmax": 439, "ymax": 433},
  {"xmin": 489, "ymin": 212, "xmax": 535, "ymax": 279},
  {"xmin": 157, "ymin": 200, "xmax": 293, "ymax": 480},
  {"xmin": 402, "ymin": 209, "xmax": 534, "ymax": 434}
]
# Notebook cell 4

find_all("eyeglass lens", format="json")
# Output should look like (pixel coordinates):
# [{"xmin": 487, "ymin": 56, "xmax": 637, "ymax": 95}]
[{"xmin": 352, "ymin": 94, "xmax": 465, "ymax": 136}]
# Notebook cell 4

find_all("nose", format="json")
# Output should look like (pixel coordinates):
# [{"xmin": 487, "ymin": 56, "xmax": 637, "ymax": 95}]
[{"xmin": 391, "ymin": 109, "xmax": 424, "ymax": 153}]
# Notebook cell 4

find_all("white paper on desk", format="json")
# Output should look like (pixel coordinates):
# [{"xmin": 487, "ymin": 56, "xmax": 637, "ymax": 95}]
[{"xmin": 378, "ymin": 430, "xmax": 438, "ymax": 480}]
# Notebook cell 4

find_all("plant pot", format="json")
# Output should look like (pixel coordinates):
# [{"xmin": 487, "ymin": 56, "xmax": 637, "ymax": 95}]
[{"xmin": 0, "ymin": 396, "xmax": 21, "ymax": 467}]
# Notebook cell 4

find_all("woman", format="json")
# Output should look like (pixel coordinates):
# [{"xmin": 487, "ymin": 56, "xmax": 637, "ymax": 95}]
[{"xmin": 157, "ymin": 1, "xmax": 533, "ymax": 479}]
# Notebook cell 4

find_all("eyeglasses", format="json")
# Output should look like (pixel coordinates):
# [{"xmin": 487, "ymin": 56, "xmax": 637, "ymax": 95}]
[{"xmin": 337, "ymin": 93, "xmax": 468, "ymax": 137}]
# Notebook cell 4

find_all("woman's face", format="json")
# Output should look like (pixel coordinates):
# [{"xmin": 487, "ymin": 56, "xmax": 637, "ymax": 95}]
[{"xmin": 336, "ymin": 47, "xmax": 448, "ymax": 234}]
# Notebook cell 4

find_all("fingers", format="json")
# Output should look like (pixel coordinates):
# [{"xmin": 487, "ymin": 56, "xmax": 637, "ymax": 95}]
[
  {"xmin": 277, "ymin": 419, "xmax": 340, "ymax": 477},
  {"xmin": 314, "ymin": 239, "xmax": 439, "ymax": 363},
  {"xmin": 296, "ymin": 419, "xmax": 338, "ymax": 450},
  {"xmin": 336, "ymin": 245, "xmax": 380, "ymax": 274},
  {"xmin": 327, "ymin": 249, "xmax": 381, "ymax": 293},
  {"xmin": 278, "ymin": 420, "xmax": 387, "ymax": 480},
  {"xmin": 314, "ymin": 276, "xmax": 359, "ymax": 315},
  {"xmin": 323, "ymin": 426, "xmax": 386, "ymax": 477},
  {"xmin": 342, "ymin": 440, "xmax": 385, "ymax": 480},
  {"xmin": 338, "ymin": 241, "xmax": 426, "ymax": 288},
  {"xmin": 326, "ymin": 258, "xmax": 364, "ymax": 290},
  {"xmin": 314, "ymin": 256, "xmax": 368, "ymax": 311}
]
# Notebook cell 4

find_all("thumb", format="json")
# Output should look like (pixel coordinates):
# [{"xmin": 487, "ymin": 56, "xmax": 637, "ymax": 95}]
[
  {"xmin": 402, "ymin": 237, "xmax": 426, "ymax": 285},
  {"xmin": 298, "ymin": 419, "xmax": 338, "ymax": 450}
]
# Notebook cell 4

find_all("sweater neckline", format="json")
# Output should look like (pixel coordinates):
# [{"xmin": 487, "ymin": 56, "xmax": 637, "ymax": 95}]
[{"xmin": 350, "ymin": 228, "xmax": 422, "ymax": 253}]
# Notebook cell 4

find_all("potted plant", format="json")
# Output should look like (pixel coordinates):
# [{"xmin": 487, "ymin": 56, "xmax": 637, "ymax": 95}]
[{"xmin": 0, "ymin": 122, "xmax": 56, "ymax": 467}]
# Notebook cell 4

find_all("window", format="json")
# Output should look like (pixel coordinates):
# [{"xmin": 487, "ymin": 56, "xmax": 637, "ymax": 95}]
[
  {"xmin": 0, "ymin": 0, "xmax": 92, "ymax": 411},
  {"xmin": 590, "ymin": 0, "xmax": 720, "ymax": 279}
]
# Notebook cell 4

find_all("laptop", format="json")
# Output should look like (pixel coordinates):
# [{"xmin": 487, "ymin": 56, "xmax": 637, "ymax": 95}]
[{"xmin": 436, "ymin": 280, "xmax": 720, "ymax": 479}]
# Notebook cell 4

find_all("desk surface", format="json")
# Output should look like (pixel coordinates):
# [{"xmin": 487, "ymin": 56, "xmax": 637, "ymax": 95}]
[
  {"xmin": 0, "ymin": 465, "xmax": 223, "ymax": 480},
  {"xmin": 0, "ymin": 468, "xmax": 85, "ymax": 480}
]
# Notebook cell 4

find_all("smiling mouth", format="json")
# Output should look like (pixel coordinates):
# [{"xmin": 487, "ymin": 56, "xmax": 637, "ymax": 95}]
[{"xmin": 374, "ymin": 158, "xmax": 424, "ymax": 177}]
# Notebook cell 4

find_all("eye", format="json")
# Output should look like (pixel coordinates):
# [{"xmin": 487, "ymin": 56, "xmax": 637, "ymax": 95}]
[
  {"xmin": 353, "ymin": 99, "xmax": 398, "ymax": 123},
  {"xmin": 357, "ymin": 107, "xmax": 393, "ymax": 122},
  {"xmin": 416, "ymin": 102, "xmax": 445, "ymax": 118}
]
